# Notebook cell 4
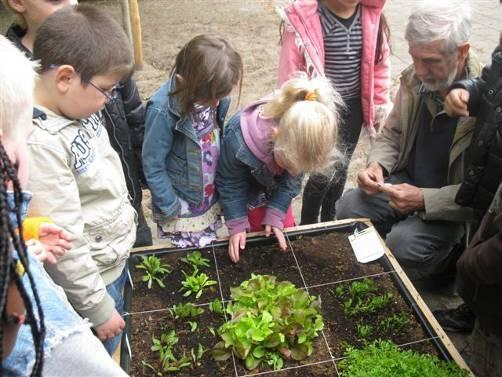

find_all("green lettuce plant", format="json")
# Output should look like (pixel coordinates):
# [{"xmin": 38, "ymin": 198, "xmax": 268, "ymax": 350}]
[
  {"xmin": 136, "ymin": 255, "xmax": 171, "ymax": 289},
  {"xmin": 169, "ymin": 302, "xmax": 204, "ymax": 319},
  {"xmin": 338, "ymin": 340, "xmax": 470, "ymax": 377},
  {"xmin": 150, "ymin": 330, "xmax": 192, "ymax": 373},
  {"xmin": 179, "ymin": 270, "xmax": 217, "ymax": 299},
  {"xmin": 180, "ymin": 250, "xmax": 210, "ymax": 271},
  {"xmin": 208, "ymin": 298, "xmax": 224, "ymax": 314},
  {"xmin": 213, "ymin": 274, "xmax": 324, "ymax": 371}
]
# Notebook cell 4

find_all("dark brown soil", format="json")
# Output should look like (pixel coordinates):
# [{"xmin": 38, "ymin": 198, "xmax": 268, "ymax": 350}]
[
  {"xmin": 213, "ymin": 239, "xmax": 304, "ymax": 301},
  {"xmin": 290, "ymin": 232, "xmax": 386, "ymax": 287},
  {"xmin": 125, "ymin": 230, "xmax": 451, "ymax": 376},
  {"xmin": 128, "ymin": 308, "xmax": 232, "ymax": 376},
  {"xmin": 130, "ymin": 249, "xmax": 219, "ymax": 312}
]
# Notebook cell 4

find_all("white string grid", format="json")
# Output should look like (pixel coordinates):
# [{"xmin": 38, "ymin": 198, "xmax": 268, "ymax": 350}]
[{"xmin": 124, "ymin": 234, "xmax": 443, "ymax": 376}]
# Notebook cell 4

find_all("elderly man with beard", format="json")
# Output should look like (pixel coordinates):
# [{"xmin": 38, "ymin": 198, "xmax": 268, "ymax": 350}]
[{"xmin": 336, "ymin": 0, "xmax": 482, "ymax": 280}]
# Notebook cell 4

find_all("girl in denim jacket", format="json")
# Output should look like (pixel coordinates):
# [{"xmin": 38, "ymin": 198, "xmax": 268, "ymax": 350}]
[
  {"xmin": 143, "ymin": 35, "xmax": 243, "ymax": 248},
  {"xmin": 216, "ymin": 75, "xmax": 343, "ymax": 263},
  {"xmin": 279, "ymin": 0, "xmax": 391, "ymax": 225}
]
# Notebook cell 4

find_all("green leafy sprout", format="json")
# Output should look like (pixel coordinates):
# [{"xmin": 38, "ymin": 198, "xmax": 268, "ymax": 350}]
[
  {"xmin": 150, "ymin": 330, "xmax": 192, "ymax": 373},
  {"xmin": 187, "ymin": 320, "xmax": 198, "ymax": 332},
  {"xmin": 335, "ymin": 278, "xmax": 393, "ymax": 317},
  {"xmin": 190, "ymin": 343, "xmax": 207, "ymax": 368},
  {"xmin": 338, "ymin": 340, "xmax": 470, "ymax": 377},
  {"xmin": 136, "ymin": 255, "xmax": 171, "ymax": 289},
  {"xmin": 180, "ymin": 250, "xmax": 210, "ymax": 271},
  {"xmin": 212, "ymin": 274, "xmax": 324, "ymax": 371},
  {"xmin": 356, "ymin": 323, "xmax": 373, "ymax": 338},
  {"xmin": 151, "ymin": 330, "xmax": 178, "ymax": 371},
  {"xmin": 179, "ymin": 270, "xmax": 217, "ymax": 299},
  {"xmin": 379, "ymin": 312, "xmax": 409, "ymax": 333},
  {"xmin": 169, "ymin": 302, "xmax": 204, "ymax": 319},
  {"xmin": 208, "ymin": 298, "xmax": 224, "ymax": 314}
]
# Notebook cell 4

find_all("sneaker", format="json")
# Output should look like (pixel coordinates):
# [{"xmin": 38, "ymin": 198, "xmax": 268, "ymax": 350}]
[{"xmin": 433, "ymin": 303, "xmax": 475, "ymax": 333}]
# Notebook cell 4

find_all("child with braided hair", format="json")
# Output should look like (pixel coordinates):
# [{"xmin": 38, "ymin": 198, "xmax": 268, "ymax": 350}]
[
  {"xmin": 0, "ymin": 35, "xmax": 126, "ymax": 376},
  {"xmin": 216, "ymin": 74, "xmax": 343, "ymax": 263}
]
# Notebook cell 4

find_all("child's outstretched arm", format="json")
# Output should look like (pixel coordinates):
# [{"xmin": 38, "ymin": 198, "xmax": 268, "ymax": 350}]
[
  {"xmin": 216, "ymin": 119, "xmax": 252, "ymax": 263},
  {"xmin": 143, "ymin": 104, "xmax": 181, "ymax": 220},
  {"xmin": 263, "ymin": 172, "xmax": 303, "ymax": 250}
]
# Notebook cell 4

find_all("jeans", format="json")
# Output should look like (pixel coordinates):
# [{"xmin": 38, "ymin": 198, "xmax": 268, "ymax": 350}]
[{"xmin": 102, "ymin": 263, "xmax": 128, "ymax": 354}]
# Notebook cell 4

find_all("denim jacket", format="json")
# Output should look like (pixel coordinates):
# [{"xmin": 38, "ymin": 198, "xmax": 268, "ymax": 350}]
[
  {"xmin": 143, "ymin": 75, "xmax": 230, "ymax": 219},
  {"xmin": 216, "ymin": 111, "xmax": 303, "ymax": 235},
  {"xmin": 3, "ymin": 192, "xmax": 89, "ymax": 376}
]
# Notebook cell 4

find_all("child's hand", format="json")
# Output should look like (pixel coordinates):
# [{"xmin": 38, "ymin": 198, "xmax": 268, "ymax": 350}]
[
  {"xmin": 444, "ymin": 89, "xmax": 470, "ymax": 117},
  {"xmin": 26, "ymin": 239, "xmax": 58, "ymax": 264},
  {"xmin": 38, "ymin": 222, "xmax": 74, "ymax": 259},
  {"xmin": 94, "ymin": 309, "xmax": 125, "ymax": 341},
  {"xmin": 228, "ymin": 232, "xmax": 247, "ymax": 263},
  {"xmin": 264, "ymin": 225, "xmax": 287, "ymax": 251}
]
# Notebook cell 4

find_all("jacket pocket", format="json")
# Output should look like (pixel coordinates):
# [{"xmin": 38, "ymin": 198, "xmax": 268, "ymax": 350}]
[{"xmin": 84, "ymin": 204, "xmax": 136, "ymax": 269}]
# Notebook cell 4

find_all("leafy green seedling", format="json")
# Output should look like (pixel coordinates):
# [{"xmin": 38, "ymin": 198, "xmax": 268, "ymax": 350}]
[
  {"xmin": 379, "ymin": 313, "xmax": 409, "ymax": 333},
  {"xmin": 343, "ymin": 293, "xmax": 393, "ymax": 317},
  {"xmin": 151, "ymin": 330, "xmax": 178, "ymax": 369},
  {"xmin": 136, "ymin": 255, "xmax": 171, "ymax": 289},
  {"xmin": 208, "ymin": 326, "xmax": 216, "ymax": 336},
  {"xmin": 356, "ymin": 323, "xmax": 373, "ymax": 338},
  {"xmin": 187, "ymin": 320, "xmax": 198, "ymax": 332},
  {"xmin": 208, "ymin": 298, "xmax": 224, "ymax": 314},
  {"xmin": 170, "ymin": 303, "xmax": 204, "ymax": 319},
  {"xmin": 163, "ymin": 353, "xmax": 191, "ymax": 373},
  {"xmin": 190, "ymin": 343, "xmax": 207, "ymax": 368},
  {"xmin": 180, "ymin": 270, "xmax": 217, "ymax": 299},
  {"xmin": 151, "ymin": 330, "xmax": 193, "ymax": 373},
  {"xmin": 334, "ymin": 285, "xmax": 345, "ymax": 298},
  {"xmin": 348, "ymin": 278, "xmax": 377, "ymax": 299},
  {"xmin": 180, "ymin": 250, "xmax": 210, "ymax": 271}
]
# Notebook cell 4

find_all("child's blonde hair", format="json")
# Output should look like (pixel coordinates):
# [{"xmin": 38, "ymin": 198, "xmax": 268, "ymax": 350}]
[
  {"xmin": 262, "ymin": 74, "xmax": 344, "ymax": 174},
  {"xmin": 0, "ymin": 35, "xmax": 37, "ymax": 140}
]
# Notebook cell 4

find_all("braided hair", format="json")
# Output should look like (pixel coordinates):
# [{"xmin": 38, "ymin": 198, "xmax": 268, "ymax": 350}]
[{"xmin": 0, "ymin": 142, "xmax": 45, "ymax": 376}]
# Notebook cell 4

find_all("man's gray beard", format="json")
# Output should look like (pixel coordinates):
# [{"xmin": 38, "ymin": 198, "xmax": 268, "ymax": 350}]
[{"xmin": 421, "ymin": 67, "xmax": 458, "ymax": 92}]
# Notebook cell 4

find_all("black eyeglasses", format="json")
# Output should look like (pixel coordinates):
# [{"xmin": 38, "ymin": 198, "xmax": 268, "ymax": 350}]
[{"xmin": 87, "ymin": 81, "xmax": 119, "ymax": 103}]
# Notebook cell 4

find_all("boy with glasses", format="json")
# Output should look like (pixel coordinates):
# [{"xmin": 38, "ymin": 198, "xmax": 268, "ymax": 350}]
[
  {"xmin": 2, "ymin": 0, "xmax": 153, "ymax": 248},
  {"xmin": 27, "ymin": 4, "xmax": 137, "ymax": 355}
]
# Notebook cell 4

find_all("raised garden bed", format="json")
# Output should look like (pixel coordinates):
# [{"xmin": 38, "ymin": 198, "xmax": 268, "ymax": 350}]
[{"xmin": 121, "ymin": 220, "xmax": 470, "ymax": 376}]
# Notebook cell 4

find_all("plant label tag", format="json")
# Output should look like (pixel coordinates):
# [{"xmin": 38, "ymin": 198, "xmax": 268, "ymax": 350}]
[{"xmin": 348, "ymin": 227, "xmax": 385, "ymax": 263}]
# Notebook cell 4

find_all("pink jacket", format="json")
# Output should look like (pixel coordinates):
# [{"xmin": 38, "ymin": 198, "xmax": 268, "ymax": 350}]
[{"xmin": 278, "ymin": 0, "xmax": 391, "ymax": 134}]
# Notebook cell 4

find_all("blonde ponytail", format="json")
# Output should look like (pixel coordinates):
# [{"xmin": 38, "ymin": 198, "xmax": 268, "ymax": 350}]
[{"xmin": 267, "ymin": 74, "xmax": 344, "ymax": 175}]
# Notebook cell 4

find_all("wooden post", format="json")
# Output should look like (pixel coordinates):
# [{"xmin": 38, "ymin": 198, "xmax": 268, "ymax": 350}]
[
  {"xmin": 129, "ymin": 0, "xmax": 144, "ymax": 70},
  {"xmin": 120, "ymin": 0, "xmax": 133, "ymax": 43}
]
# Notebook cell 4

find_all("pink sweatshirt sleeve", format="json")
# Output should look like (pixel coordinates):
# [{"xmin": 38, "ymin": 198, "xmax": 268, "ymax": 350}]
[{"xmin": 278, "ymin": 28, "xmax": 305, "ymax": 86}]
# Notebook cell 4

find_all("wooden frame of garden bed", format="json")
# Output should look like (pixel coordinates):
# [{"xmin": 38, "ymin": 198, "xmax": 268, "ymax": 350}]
[{"xmin": 120, "ymin": 218, "xmax": 472, "ymax": 376}]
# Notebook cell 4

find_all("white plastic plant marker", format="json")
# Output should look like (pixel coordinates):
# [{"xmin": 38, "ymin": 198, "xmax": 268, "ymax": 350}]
[{"xmin": 348, "ymin": 227, "xmax": 385, "ymax": 263}]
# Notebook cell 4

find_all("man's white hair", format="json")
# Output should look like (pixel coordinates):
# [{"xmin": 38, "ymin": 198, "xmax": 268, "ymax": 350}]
[
  {"xmin": 0, "ymin": 35, "xmax": 37, "ymax": 139},
  {"xmin": 405, "ymin": 0, "xmax": 471, "ymax": 54}
]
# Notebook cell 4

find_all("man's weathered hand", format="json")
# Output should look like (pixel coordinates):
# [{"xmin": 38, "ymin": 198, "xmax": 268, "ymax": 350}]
[
  {"xmin": 357, "ymin": 162, "xmax": 385, "ymax": 195},
  {"xmin": 379, "ymin": 183, "xmax": 424, "ymax": 214}
]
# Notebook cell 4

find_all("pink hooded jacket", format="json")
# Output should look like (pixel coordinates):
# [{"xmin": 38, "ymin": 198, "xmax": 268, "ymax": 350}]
[{"xmin": 278, "ymin": 0, "xmax": 391, "ymax": 135}]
